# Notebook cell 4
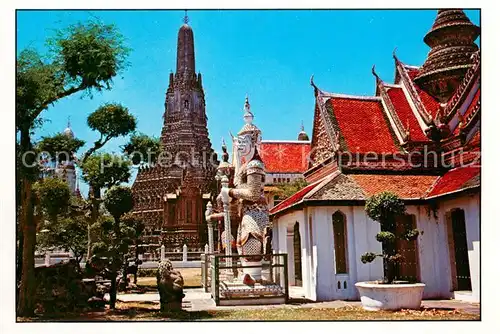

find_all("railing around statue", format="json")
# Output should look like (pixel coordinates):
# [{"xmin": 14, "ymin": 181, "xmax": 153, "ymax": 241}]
[{"xmin": 210, "ymin": 253, "xmax": 289, "ymax": 306}]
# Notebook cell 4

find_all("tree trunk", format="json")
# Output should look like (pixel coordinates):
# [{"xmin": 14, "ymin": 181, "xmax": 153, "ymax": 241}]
[
  {"xmin": 17, "ymin": 128, "xmax": 37, "ymax": 317},
  {"xmin": 16, "ymin": 228, "xmax": 23, "ymax": 286},
  {"xmin": 86, "ymin": 186, "xmax": 101, "ymax": 260},
  {"xmin": 17, "ymin": 177, "xmax": 36, "ymax": 316},
  {"xmin": 109, "ymin": 271, "xmax": 117, "ymax": 309},
  {"xmin": 381, "ymin": 220, "xmax": 397, "ymax": 284}
]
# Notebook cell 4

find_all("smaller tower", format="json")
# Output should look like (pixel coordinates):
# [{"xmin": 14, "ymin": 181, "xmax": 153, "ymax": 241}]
[
  {"xmin": 297, "ymin": 121, "xmax": 310, "ymax": 141},
  {"xmin": 55, "ymin": 118, "xmax": 77, "ymax": 194},
  {"xmin": 415, "ymin": 9, "xmax": 480, "ymax": 103}
]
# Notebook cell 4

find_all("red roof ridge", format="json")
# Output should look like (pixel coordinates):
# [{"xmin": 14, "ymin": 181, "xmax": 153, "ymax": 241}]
[
  {"xmin": 403, "ymin": 64, "xmax": 420, "ymax": 70},
  {"xmin": 321, "ymin": 92, "xmax": 382, "ymax": 101},
  {"xmin": 261, "ymin": 140, "xmax": 311, "ymax": 144},
  {"xmin": 382, "ymin": 83, "xmax": 402, "ymax": 89}
]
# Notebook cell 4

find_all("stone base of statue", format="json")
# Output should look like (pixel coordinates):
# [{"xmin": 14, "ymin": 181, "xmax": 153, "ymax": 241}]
[
  {"xmin": 241, "ymin": 261, "xmax": 262, "ymax": 281},
  {"xmin": 218, "ymin": 280, "xmax": 286, "ymax": 306},
  {"xmin": 211, "ymin": 254, "xmax": 288, "ymax": 306}
]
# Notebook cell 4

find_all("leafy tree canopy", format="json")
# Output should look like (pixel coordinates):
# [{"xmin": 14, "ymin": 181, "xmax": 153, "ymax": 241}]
[
  {"xmin": 16, "ymin": 21, "xmax": 130, "ymax": 133},
  {"xmin": 122, "ymin": 133, "xmax": 160, "ymax": 165},
  {"xmin": 274, "ymin": 178, "xmax": 308, "ymax": 199},
  {"xmin": 82, "ymin": 103, "xmax": 137, "ymax": 162},
  {"xmin": 37, "ymin": 133, "xmax": 85, "ymax": 162},
  {"xmin": 37, "ymin": 215, "xmax": 88, "ymax": 263},
  {"xmin": 80, "ymin": 152, "xmax": 131, "ymax": 190},
  {"xmin": 365, "ymin": 191, "xmax": 406, "ymax": 227},
  {"xmin": 33, "ymin": 177, "xmax": 71, "ymax": 218},
  {"xmin": 87, "ymin": 103, "xmax": 137, "ymax": 139},
  {"xmin": 103, "ymin": 185, "xmax": 134, "ymax": 220}
]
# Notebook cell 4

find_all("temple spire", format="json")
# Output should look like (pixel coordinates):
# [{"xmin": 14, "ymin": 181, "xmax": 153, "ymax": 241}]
[
  {"xmin": 415, "ymin": 9, "xmax": 480, "ymax": 103},
  {"xmin": 183, "ymin": 10, "xmax": 189, "ymax": 24},
  {"xmin": 176, "ymin": 10, "xmax": 195, "ymax": 80}
]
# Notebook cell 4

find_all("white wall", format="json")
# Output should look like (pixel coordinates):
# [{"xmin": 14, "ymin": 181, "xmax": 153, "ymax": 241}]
[
  {"xmin": 273, "ymin": 191, "xmax": 480, "ymax": 302},
  {"xmin": 406, "ymin": 205, "xmax": 453, "ymax": 299},
  {"xmin": 438, "ymin": 193, "xmax": 480, "ymax": 302}
]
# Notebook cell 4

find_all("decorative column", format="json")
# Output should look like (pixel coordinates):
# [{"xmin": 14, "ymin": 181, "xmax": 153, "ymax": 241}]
[
  {"xmin": 160, "ymin": 245, "xmax": 165, "ymax": 261},
  {"xmin": 183, "ymin": 244, "xmax": 188, "ymax": 262},
  {"xmin": 221, "ymin": 175, "xmax": 233, "ymax": 281}
]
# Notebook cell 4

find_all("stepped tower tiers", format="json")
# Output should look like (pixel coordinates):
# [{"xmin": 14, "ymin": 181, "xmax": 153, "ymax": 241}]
[
  {"xmin": 415, "ymin": 9, "xmax": 480, "ymax": 103},
  {"xmin": 132, "ymin": 15, "xmax": 218, "ymax": 250}
]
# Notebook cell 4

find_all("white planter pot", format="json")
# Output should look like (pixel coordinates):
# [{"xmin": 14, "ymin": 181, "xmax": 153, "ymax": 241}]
[
  {"xmin": 355, "ymin": 282, "xmax": 425, "ymax": 311},
  {"xmin": 241, "ymin": 261, "xmax": 262, "ymax": 280}
]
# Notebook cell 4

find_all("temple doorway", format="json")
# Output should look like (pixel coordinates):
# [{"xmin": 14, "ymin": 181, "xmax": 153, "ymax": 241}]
[
  {"xmin": 448, "ymin": 209, "xmax": 472, "ymax": 291},
  {"xmin": 293, "ymin": 222, "xmax": 302, "ymax": 286}
]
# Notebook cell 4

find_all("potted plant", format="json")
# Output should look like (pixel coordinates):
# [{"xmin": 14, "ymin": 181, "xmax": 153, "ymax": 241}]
[{"xmin": 355, "ymin": 192, "xmax": 425, "ymax": 311}]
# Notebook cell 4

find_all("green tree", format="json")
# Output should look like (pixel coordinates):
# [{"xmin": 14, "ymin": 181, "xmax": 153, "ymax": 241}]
[
  {"xmin": 80, "ymin": 152, "xmax": 132, "ymax": 190},
  {"xmin": 92, "ymin": 186, "xmax": 135, "ymax": 309},
  {"xmin": 37, "ymin": 133, "xmax": 85, "ymax": 163},
  {"xmin": 37, "ymin": 214, "xmax": 88, "ymax": 265},
  {"xmin": 33, "ymin": 177, "xmax": 71, "ymax": 224},
  {"xmin": 361, "ymin": 192, "xmax": 420, "ymax": 284},
  {"xmin": 16, "ymin": 20, "xmax": 129, "ymax": 316},
  {"xmin": 82, "ymin": 103, "xmax": 137, "ymax": 162},
  {"xmin": 274, "ymin": 178, "xmax": 308, "ymax": 199},
  {"xmin": 79, "ymin": 103, "xmax": 136, "ymax": 260},
  {"xmin": 121, "ymin": 213, "xmax": 145, "ymax": 284},
  {"xmin": 122, "ymin": 132, "xmax": 160, "ymax": 165}
]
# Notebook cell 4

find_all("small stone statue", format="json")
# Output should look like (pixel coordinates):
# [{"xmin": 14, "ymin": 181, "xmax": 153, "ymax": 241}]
[{"xmin": 157, "ymin": 259, "xmax": 185, "ymax": 311}]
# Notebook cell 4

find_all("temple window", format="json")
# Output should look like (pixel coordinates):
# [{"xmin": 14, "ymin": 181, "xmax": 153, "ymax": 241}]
[{"xmin": 332, "ymin": 211, "xmax": 348, "ymax": 274}]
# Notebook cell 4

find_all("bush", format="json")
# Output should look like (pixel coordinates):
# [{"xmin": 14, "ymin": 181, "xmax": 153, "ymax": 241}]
[{"xmin": 361, "ymin": 191, "xmax": 421, "ymax": 284}]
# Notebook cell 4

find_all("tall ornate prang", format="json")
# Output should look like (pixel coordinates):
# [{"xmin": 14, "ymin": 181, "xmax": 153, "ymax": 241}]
[
  {"xmin": 132, "ymin": 14, "xmax": 218, "ymax": 249},
  {"xmin": 414, "ymin": 9, "xmax": 480, "ymax": 103}
]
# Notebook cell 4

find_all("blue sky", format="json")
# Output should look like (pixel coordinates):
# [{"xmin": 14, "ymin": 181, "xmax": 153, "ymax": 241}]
[{"xmin": 16, "ymin": 9, "xmax": 480, "ymax": 196}]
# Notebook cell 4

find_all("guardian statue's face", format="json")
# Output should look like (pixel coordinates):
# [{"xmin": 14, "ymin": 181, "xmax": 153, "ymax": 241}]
[{"xmin": 236, "ymin": 134, "xmax": 253, "ymax": 162}]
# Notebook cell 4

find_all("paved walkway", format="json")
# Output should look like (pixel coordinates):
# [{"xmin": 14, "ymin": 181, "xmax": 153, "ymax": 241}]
[{"xmin": 114, "ymin": 287, "xmax": 480, "ymax": 315}]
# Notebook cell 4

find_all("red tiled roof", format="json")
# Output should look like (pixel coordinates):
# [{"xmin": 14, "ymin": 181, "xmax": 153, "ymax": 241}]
[
  {"xmin": 329, "ymin": 97, "xmax": 400, "ymax": 153},
  {"xmin": 269, "ymin": 179, "xmax": 321, "ymax": 215},
  {"xmin": 260, "ymin": 141, "xmax": 311, "ymax": 173},
  {"xmin": 426, "ymin": 166, "xmax": 480, "ymax": 197},
  {"xmin": 351, "ymin": 174, "xmax": 438, "ymax": 199},
  {"xmin": 406, "ymin": 68, "xmax": 441, "ymax": 117},
  {"xmin": 385, "ymin": 87, "xmax": 429, "ymax": 142}
]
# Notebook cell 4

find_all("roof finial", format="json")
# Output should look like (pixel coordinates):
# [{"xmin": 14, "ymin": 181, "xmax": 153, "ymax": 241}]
[
  {"xmin": 243, "ymin": 94, "xmax": 253, "ymax": 124},
  {"xmin": 183, "ymin": 10, "xmax": 189, "ymax": 24},
  {"xmin": 301, "ymin": 120, "xmax": 304, "ymax": 132},
  {"xmin": 67, "ymin": 115, "xmax": 71, "ymax": 128},
  {"xmin": 371, "ymin": 65, "xmax": 381, "ymax": 82}
]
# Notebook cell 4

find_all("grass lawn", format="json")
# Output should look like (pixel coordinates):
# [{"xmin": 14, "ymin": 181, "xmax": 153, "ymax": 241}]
[
  {"xmin": 136, "ymin": 268, "xmax": 201, "ymax": 288},
  {"xmin": 18, "ymin": 301, "xmax": 479, "ymax": 321}
]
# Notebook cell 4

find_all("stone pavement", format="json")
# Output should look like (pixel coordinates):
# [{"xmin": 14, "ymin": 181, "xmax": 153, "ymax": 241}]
[{"xmin": 114, "ymin": 287, "xmax": 480, "ymax": 315}]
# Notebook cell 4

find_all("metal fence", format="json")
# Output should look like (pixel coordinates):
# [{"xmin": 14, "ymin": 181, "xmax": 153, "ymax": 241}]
[{"xmin": 210, "ymin": 253, "xmax": 289, "ymax": 306}]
